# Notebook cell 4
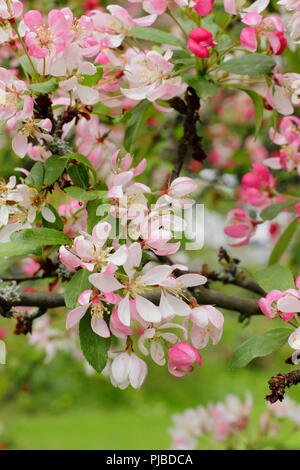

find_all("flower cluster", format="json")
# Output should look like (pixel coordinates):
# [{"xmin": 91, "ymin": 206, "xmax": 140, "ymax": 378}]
[{"xmin": 169, "ymin": 393, "xmax": 300, "ymax": 450}]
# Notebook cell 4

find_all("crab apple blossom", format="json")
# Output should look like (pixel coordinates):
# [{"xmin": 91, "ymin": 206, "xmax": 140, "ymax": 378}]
[
  {"xmin": 266, "ymin": 72, "xmax": 300, "ymax": 115},
  {"xmin": 186, "ymin": 305, "xmax": 224, "ymax": 349},
  {"xmin": 224, "ymin": 209, "xmax": 258, "ymax": 246},
  {"xmin": 59, "ymin": 221, "xmax": 128, "ymax": 272},
  {"xmin": 66, "ymin": 289, "xmax": 110, "ymax": 338},
  {"xmin": 0, "ymin": 0, "xmax": 23, "ymax": 19},
  {"xmin": 258, "ymin": 285, "xmax": 300, "ymax": 322},
  {"xmin": 168, "ymin": 341, "xmax": 202, "ymax": 377},
  {"xmin": 120, "ymin": 49, "xmax": 186, "ymax": 103},
  {"xmin": 187, "ymin": 27, "xmax": 215, "ymax": 58},
  {"xmin": 240, "ymin": 14, "xmax": 287, "ymax": 55},
  {"xmin": 264, "ymin": 115, "xmax": 300, "ymax": 173},
  {"xmin": 239, "ymin": 162, "xmax": 276, "ymax": 208}
]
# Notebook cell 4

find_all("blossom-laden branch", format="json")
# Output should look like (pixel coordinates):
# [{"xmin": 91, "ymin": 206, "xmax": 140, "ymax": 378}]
[
  {"xmin": 0, "ymin": 286, "xmax": 261, "ymax": 322},
  {"xmin": 266, "ymin": 370, "xmax": 300, "ymax": 404}
]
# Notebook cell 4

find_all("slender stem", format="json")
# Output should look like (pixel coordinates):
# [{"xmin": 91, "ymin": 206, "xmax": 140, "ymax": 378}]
[{"xmin": 167, "ymin": 9, "xmax": 188, "ymax": 39}]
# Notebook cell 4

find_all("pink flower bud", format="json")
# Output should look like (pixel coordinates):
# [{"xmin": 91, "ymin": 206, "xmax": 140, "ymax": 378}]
[
  {"xmin": 188, "ymin": 28, "xmax": 215, "ymax": 58},
  {"xmin": 168, "ymin": 342, "xmax": 202, "ymax": 377}
]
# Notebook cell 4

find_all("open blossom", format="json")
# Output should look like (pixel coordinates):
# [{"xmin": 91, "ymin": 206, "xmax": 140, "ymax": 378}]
[
  {"xmin": 187, "ymin": 305, "xmax": 224, "ymax": 349},
  {"xmin": 76, "ymin": 116, "xmax": 120, "ymax": 179},
  {"xmin": 187, "ymin": 28, "xmax": 215, "ymax": 58},
  {"xmin": 6, "ymin": 96, "xmax": 52, "ymax": 158},
  {"xmin": 0, "ymin": 0, "xmax": 23, "ymax": 19},
  {"xmin": 240, "ymin": 13, "xmax": 287, "ymax": 54},
  {"xmin": 91, "ymin": 5, "xmax": 156, "ymax": 50},
  {"xmin": 120, "ymin": 49, "xmax": 186, "ymax": 103},
  {"xmin": 66, "ymin": 289, "xmax": 110, "ymax": 338},
  {"xmin": 259, "ymin": 281, "xmax": 300, "ymax": 322},
  {"xmin": 59, "ymin": 221, "xmax": 128, "ymax": 272},
  {"xmin": 224, "ymin": 0, "xmax": 270, "ymax": 15},
  {"xmin": 109, "ymin": 351, "xmax": 148, "ymax": 389},
  {"xmin": 23, "ymin": 9, "xmax": 77, "ymax": 59},
  {"xmin": 138, "ymin": 323, "xmax": 187, "ymax": 365},
  {"xmin": 208, "ymin": 394, "xmax": 253, "ymax": 441},
  {"xmin": 266, "ymin": 72, "xmax": 300, "ymax": 115},
  {"xmin": 239, "ymin": 162, "xmax": 276, "ymax": 208},
  {"xmin": 224, "ymin": 209, "xmax": 258, "ymax": 246},
  {"xmin": 168, "ymin": 342, "xmax": 202, "ymax": 377},
  {"xmin": 156, "ymin": 176, "xmax": 197, "ymax": 209},
  {"xmin": 264, "ymin": 115, "xmax": 300, "ymax": 174},
  {"xmin": 0, "ymin": 176, "xmax": 55, "ymax": 232},
  {"xmin": 0, "ymin": 68, "xmax": 28, "ymax": 121}
]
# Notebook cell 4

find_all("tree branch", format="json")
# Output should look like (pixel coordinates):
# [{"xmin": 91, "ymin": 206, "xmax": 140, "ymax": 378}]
[
  {"xmin": 266, "ymin": 370, "xmax": 300, "ymax": 403},
  {"xmin": 169, "ymin": 87, "xmax": 207, "ymax": 182},
  {"xmin": 0, "ymin": 289, "xmax": 261, "ymax": 320}
]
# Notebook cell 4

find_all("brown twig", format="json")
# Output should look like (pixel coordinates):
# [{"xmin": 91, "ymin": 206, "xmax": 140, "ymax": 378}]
[
  {"xmin": 266, "ymin": 370, "xmax": 300, "ymax": 403},
  {"xmin": 169, "ymin": 87, "xmax": 207, "ymax": 182}
]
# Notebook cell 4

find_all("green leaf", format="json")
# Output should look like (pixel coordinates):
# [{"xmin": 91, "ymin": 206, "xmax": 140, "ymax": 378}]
[
  {"xmin": 0, "ymin": 242, "xmax": 38, "ymax": 258},
  {"xmin": 260, "ymin": 201, "xmax": 295, "ymax": 221},
  {"xmin": 87, "ymin": 199, "xmax": 103, "ymax": 233},
  {"xmin": 29, "ymin": 78, "xmax": 58, "ymax": 94},
  {"xmin": 25, "ymin": 162, "xmax": 44, "ymax": 188},
  {"xmin": 61, "ymin": 153, "xmax": 97, "ymax": 185},
  {"xmin": 230, "ymin": 328, "xmax": 292, "ymax": 368},
  {"xmin": 43, "ymin": 156, "xmax": 66, "ymax": 186},
  {"xmin": 80, "ymin": 66, "xmax": 103, "ymax": 86},
  {"xmin": 255, "ymin": 264, "xmax": 295, "ymax": 292},
  {"xmin": 65, "ymin": 269, "xmax": 91, "ymax": 309},
  {"xmin": 65, "ymin": 187, "xmax": 105, "ymax": 201},
  {"xmin": 19, "ymin": 55, "xmax": 35, "ymax": 76},
  {"xmin": 240, "ymin": 88, "xmax": 264, "ymax": 137},
  {"xmin": 11, "ymin": 228, "xmax": 72, "ymax": 246},
  {"xmin": 124, "ymin": 100, "xmax": 151, "ymax": 152},
  {"xmin": 79, "ymin": 312, "xmax": 110, "ymax": 373},
  {"xmin": 183, "ymin": 75, "xmax": 218, "ymax": 99},
  {"xmin": 268, "ymin": 218, "xmax": 299, "ymax": 266},
  {"xmin": 68, "ymin": 163, "xmax": 90, "ymax": 188},
  {"xmin": 131, "ymin": 26, "xmax": 184, "ymax": 47},
  {"xmin": 219, "ymin": 54, "xmax": 276, "ymax": 76}
]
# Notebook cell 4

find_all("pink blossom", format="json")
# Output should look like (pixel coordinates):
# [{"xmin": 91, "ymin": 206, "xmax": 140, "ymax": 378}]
[
  {"xmin": 188, "ymin": 305, "xmax": 224, "ymax": 349},
  {"xmin": 240, "ymin": 14, "xmax": 287, "ymax": 55},
  {"xmin": 266, "ymin": 72, "xmax": 300, "ymax": 115},
  {"xmin": 224, "ymin": 0, "xmax": 270, "ymax": 15},
  {"xmin": 239, "ymin": 162, "xmax": 276, "ymax": 208},
  {"xmin": 0, "ymin": 0, "xmax": 23, "ymax": 19},
  {"xmin": 59, "ymin": 221, "xmax": 127, "ymax": 272},
  {"xmin": 188, "ymin": 28, "xmax": 215, "ymax": 58},
  {"xmin": 120, "ymin": 49, "xmax": 186, "ymax": 103},
  {"xmin": 168, "ymin": 342, "xmax": 202, "ymax": 377},
  {"xmin": 66, "ymin": 289, "xmax": 110, "ymax": 337},
  {"xmin": 138, "ymin": 323, "xmax": 187, "ymax": 365},
  {"xmin": 0, "ymin": 68, "xmax": 28, "ymax": 121},
  {"xmin": 7, "ymin": 96, "xmax": 52, "ymax": 158},
  {"xmin": 258, "ymin": 289, "xmax": 300, "ymax": 321},
  {"xmin": 90, "ymin": 5, "xmax": 156, "ymax": 50},
  {"xmin": 193, "ymin": 0, "xmax": 214, "ymax": 16},
  {"xmin": 264, "ymin": 116, "xmax": 300, "ymax": 173},
  {"xmin": 224, "ymin": 209, "xmax": 257, "ymax": 246}
]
